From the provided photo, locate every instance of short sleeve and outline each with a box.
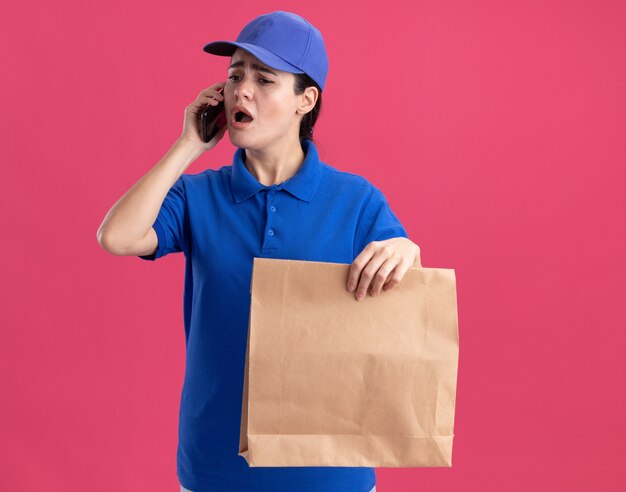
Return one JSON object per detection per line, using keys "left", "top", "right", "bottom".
{"left": 353, "top": 187, "right": 408, "bottom": 257}
{"left": 137, "top": 175, "right": 189, "bottom": 261}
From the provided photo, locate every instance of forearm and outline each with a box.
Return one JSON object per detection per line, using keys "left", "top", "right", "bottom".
{"left": 97, "top": 138, "right": 202, "bottom": 252}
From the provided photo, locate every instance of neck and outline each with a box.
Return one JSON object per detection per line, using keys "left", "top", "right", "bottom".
{"left": 243, "top": 138, "right": 306, "bottom": 186}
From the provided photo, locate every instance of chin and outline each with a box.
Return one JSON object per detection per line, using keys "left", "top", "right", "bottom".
{"left": 228, "top": 129, "right": 264, "bottom": 150}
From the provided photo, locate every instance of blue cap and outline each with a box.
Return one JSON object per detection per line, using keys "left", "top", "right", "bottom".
{"left": 202, "top": 11, "right": 328, "bottom": 92}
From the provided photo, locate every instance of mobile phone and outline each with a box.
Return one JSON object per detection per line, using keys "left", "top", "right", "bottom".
{"left": 199, "top": 88, "right": 227, "bottom": 142}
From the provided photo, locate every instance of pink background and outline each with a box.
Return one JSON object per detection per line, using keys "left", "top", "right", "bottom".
{"left": 1, "top": 0, "right": 625, "bottom": 490}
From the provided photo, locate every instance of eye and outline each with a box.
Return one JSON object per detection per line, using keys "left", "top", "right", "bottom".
{"left": 228, "top": 74, "right": 273, "bottom": 85}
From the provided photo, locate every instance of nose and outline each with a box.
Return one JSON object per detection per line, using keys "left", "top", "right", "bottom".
{"left": 234, "top": 76, "right": 253, "bottom": 100}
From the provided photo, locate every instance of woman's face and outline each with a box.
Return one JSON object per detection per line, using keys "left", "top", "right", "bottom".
{"left": 224, "top": 48, "right": 303, "bottom": 150}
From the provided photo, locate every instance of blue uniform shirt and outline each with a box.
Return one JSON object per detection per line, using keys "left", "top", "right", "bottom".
{"left": 138, "top": 138, "right": 408, "bottom": 492}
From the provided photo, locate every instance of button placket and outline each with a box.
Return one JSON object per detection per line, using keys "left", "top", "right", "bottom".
{"left": 265, "top": 187, "right": 279, "bottom": 242}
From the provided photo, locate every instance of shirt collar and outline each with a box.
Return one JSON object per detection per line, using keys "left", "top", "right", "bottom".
{"left": 230, "top": 138, "right": 323, "bottom": 203}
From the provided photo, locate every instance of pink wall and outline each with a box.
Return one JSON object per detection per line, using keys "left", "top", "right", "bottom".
{"left": 1, "top": 0, "right": 624, "bottom": 490}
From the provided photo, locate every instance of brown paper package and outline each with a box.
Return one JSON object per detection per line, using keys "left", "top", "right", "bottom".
{"left": 238, "top": 258, "right": 459, "bottom": 467}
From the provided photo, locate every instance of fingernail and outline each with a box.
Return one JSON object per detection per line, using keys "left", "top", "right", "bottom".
{"left": 356, "top": 292, "right": 363, "bottom": 301}
{"left": 347, "top": 283, "right": 354, "bottom": 292}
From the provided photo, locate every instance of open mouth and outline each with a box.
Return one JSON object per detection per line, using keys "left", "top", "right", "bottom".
{"left": 234, "top": 111, "right": 253, "bottom": 123}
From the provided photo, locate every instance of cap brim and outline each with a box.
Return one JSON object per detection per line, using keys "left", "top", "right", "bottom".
{"left": 203, "top": 41, "right": 305, "bottom": 75}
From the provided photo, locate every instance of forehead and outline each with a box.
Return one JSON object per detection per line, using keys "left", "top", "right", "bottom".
{"left": 229, "top": 48, "right": 285, "bottom": 76}
{"left": 230, "top": 48, "right": 261, "bottom": 63}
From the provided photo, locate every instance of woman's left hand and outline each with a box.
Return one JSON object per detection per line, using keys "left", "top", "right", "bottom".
{"left": 347, "top": 237, "right": 422, "bottom": 301}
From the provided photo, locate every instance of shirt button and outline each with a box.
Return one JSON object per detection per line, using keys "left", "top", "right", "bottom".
{"left": 268, "top": 229, "right": 274, "bottom": 236}
{"left": 270, "top": 206, "right": 276, "bottom": 212}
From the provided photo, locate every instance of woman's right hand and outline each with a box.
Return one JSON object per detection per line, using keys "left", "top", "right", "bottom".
{"left": 179, "top": 81, "right": 228, "bottom": 152}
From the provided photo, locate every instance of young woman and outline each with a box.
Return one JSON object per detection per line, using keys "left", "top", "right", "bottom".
{"left": 97, "top": 10, "right": 420, "bottom": 492}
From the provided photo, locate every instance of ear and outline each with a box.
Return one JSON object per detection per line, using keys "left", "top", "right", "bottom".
{"left": 296, "top": 86, "right": 318, "bottom": 115}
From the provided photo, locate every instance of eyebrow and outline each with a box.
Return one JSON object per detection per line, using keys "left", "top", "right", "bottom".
{"left": 228, "top": 60, "right": 278, "bottom": 76}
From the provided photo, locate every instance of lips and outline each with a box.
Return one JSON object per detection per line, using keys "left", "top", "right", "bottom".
{"left": 231, "top": 105, "right": 254, "bottom": 124}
